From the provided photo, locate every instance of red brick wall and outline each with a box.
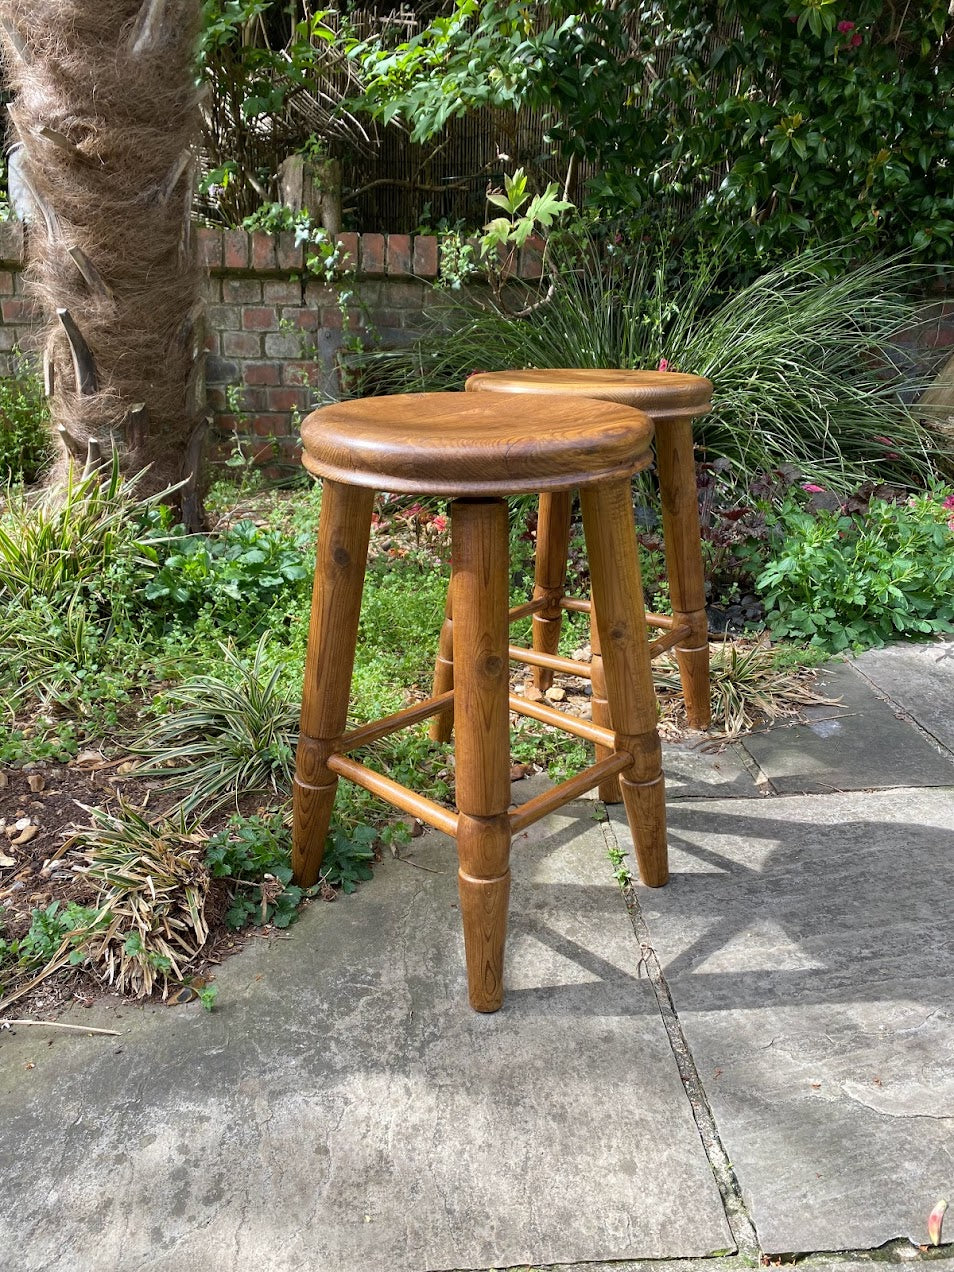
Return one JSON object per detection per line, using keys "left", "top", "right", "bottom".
{"left": 0, "top": 222, "right": 545, "bottom": 472}
{"left": 0, "top": 220, "right": 949, "bottom": 474}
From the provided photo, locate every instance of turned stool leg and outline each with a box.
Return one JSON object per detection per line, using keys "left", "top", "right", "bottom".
{"left": 293, "top": 480, "right": 374, "bottom": 887}
{"left": 428, "top": 588, "right": 455, "bottom": 743}
{"left": 656, "top": 416, "right": 710, "bottom": 730}
{"left": 452, "top": 498, "right": 512, "bottom": 1012}
{"left": 530, "top": 490, "right": 572, "bottom": 692}
{"left": 589, "top": 603, "right": 623, "bottom": 804}
{"left": 581, "top": 478, "right": 668, "bottom": 887}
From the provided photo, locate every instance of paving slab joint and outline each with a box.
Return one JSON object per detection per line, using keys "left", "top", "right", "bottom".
{"left": 848, "top": 659, "right": 954, "bottom": 764}
{"left": 600, "top": 818, "right": 761, "bottom": 1260}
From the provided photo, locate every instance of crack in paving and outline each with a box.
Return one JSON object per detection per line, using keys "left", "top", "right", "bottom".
{"left": 599, "top": 816, "right": 761, "bottom": 1261}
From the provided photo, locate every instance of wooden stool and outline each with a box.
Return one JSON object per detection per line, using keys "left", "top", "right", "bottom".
{"left": 430, "top": 368, "right": 713, "bottom": 803}
{"left": 293, "top": 391, "right": 668, "bottom": 1013}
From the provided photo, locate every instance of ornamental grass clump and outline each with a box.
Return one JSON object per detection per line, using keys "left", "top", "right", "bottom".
{"left": 79, "top": 803, "right": 211, "bottom": 999}
{"left": 366, "top": 235, "right": 946, "bottom": 490}
{"left": 135, "top": 637, "right": 298, "bottom": 815}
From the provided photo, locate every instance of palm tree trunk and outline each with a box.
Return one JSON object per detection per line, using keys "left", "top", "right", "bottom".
{"left": 0, "top": 0, "right": 207, "bottom": 527}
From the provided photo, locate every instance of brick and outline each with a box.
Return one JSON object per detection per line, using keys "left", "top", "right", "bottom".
{"left": 223, "top": 229, "right": 250, "bottom": 270}
{"left": 335, "top": 233, "right": 359, "bottom": 271}
{"left": 360, "top": 233, "right": 386, "bottom": 276}
{"left": 203, "top": 328, "right": 218, "bottom": 354}
{"left": 0, "top": 271, "right": 16, "bottom": 296}
{"left": 196, "top": 227, "right": 223, "bottom": 271}
{"left": 205, "top": 303, "right": 242, "bottom": 331}
{"left": 382, "top": 280, "right": 424, "bottom": 308}
{"left": 1, "top": 297, "right": 35, "bottom": 323}
{"left": 200, "top": 274, "right": 223, "bottom": 304}
{"left": 205, "top": 386, "right": 228, "bottom": 412}
{"left": 222, "top": 330, "right": 263, "bottom": 358}
{"left": 265, "top": 331, "right": 308, "bottom": 358}
{"left": 413, "top": 235, "right": 439, "bottom": 278}
{"left": 250, "top": 231, "right": 278, "bottom": 272}
{"left": 519, "top": 235, "right": 545, "bottom": 280}
{"left": 205, "top": 356, "right": 240, "bottom": 384}
{"left": 276, "top": 231, "right": 304, "bottom": 272}
{"left": 0, "top": 221, "right": 24, "bottom": 265}
{"left": 319, "top": 307, "right": 343, "bottom": 331}
{"left": 242, "top": 306, "right": 280, "bottom": 332}
{"left": 283, "top": 308, "right": 320, "bottom": 331}
{"left": 283, "top": 361, "right": 324, "bottom": 388}
{"left": 303, "top": 281, "right": 336, "bottom": 308}
{"left": 250, "top": 414, "right": 287, "bottom": 438}
{"left": 244, "top": 361, "right": 282, "bottom": 387}
{"left": 387, "top": 234, "right": 412, "bottom": 276}
{"left": 0, "top": 328, "right": 18, "bottom": 352}
{"left": 223, "top": 278, "right": 263, "bottom": 304}
{"left": 264, "top": 279, "right": 303, "bottom": 305}
{"left": 238, "top": 386, "right": 269, "bottom": 412}
{"left": 268, "top": 386, "right": 309, "bottom": 412}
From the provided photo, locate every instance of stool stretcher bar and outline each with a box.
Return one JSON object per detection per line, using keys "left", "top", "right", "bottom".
{"left": 509, "top": 753, "right": 632, "bottom": 833}
{"left": 508, "top": 596, "right": 549, "bottom": 622}
{"left": 326, "top": 753, "right": 460, "bottom": 837}
{"left": 559, "top": 595, "right": 677, "bottom": 632}
{"left": 509, "top": 694, "right": 615, "bottom": 749}
{"left": 338, "top": 691, "right": 454, "bottom": 752}
{"left": 647, "top": 623, "right": 692, "bottom": 658}
{"left": 508, "top": 645, "right": 593, "bottom": 679}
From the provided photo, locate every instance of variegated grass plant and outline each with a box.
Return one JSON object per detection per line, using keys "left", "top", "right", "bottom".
{"left": 78, "top": 803, "right": 211, "bottom": 999}
{"left": 134, "top": 636, "right": 298, "bottom": 815}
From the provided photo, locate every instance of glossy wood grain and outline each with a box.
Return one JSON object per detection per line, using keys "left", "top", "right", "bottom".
{"left": 530, "top": 490, "right": 572, "bottom": 692}
{"left": 581, "top": 478, "right": 668, "bottom": 887}
{"left": 466, "top": 367, "right": 712, "bottom": 731}
{"left": 300, "top": 392, "right": 653, "bottom": 496}
{"left": 452, "top": 498, "right": 513, "bottom": 1012}
{"left": 466, "top": 368, "right": 712, "bottom": 421}
{"left": 293, "top": 479, "right": 374, "bottom": 887}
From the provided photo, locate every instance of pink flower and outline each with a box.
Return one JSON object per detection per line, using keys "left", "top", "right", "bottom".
{"left": 874, "top": 435, "right": 896, "bottom": 447}
{"left": 432, "top": 514, "right": 448, "bottom": 532}
{"left": 657, "top": 358, "right": 670, "bottom": 372}
{"left": 850, "top": 32, "right": 863, "bottom": 46}
{"left": 837, "top": 20, "right": 855, "bottom": 33}
{"left": 942, "top": 494, "right": 954, "bottom": 510}
{"left": 802, "top": 483, "right": 826, "bottom": 493}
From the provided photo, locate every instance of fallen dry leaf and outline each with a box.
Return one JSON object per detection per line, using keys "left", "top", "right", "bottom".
{"left": 11, "top": 826, "right": 38, "bottom": 847}
{"left": 0, "top": 854, "right": 16, "bottom": 868}
{"left": 0, "top": 772, "right": 8, "bottom": 790}
{"left": 26, "top": 774, "right": 46, "bottom": 793}
{"left": 74, "top": 750, "right": 105, "bottom": 769}
{"left": 929, "top": 1199, "right": 947, "bottom": 1246}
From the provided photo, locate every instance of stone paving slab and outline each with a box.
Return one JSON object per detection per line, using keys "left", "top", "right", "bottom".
{"left": 0, "top": 802, "right": 732, "bottom": 1272}
{"left": 609, "top": 788, "right": 954, "bottom": 1256}
{"left": 741, "top": 663, "right": 954, "bottom": 793}
{"left": 853, "top": 642, "right": 954, "bottom": 754}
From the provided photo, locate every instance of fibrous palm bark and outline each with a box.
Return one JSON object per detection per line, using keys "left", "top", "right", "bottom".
{"left": 0, "top": 0, "right": 207, "bottom": 527}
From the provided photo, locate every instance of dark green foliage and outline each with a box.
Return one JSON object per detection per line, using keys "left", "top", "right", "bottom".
{"left": 321, "top": 826, "right": 376, "bottom": 894}
{"left": 0, "top": 365, "right": 53, "bottom": 483}
{"left": 758, "top": 489, "right": 954, "bottom": 650}
{"left": 204, "top": 813, "right": 305, "bottom": 929}
{"left": 143, "top": 519, "right": 311, "bottom": 636}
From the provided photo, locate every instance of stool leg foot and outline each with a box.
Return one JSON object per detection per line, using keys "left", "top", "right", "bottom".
{"left": 458, "top": 815, "right": 511, "bottom": 1012}
{"left": 429, "top": 587, "right": 455, "bottom": 743}
{"left": 452, "top": 498, "right": 512, "bottom": 1011}
{"left": 531, "top": 491, "right": 572, "bottom": 693}
{"left": 656, "top": 416, "right": 710, "bottom": 730}
{"left": 589, "top": 600, "right": 623, "bottom": 803}
{"left": 293, "top": 479, "right": 374, "bottom": 888}
{"left": 581, "top": 478, "right": 668, "bottom": 888}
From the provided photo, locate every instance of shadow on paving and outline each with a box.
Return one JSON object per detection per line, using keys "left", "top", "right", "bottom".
{"left": 0, "top": 800, "right": 733, "bottom": 1272}
{"left": 610, "top": 785, "right": 954, "bottom": 1257}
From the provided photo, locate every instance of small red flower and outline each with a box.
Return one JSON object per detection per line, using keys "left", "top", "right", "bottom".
{"left": 942, "top": 494, "right": 954, "bottom": 510}
{"left": 802, "top": 483, "right": 826, "bottom": 493}
{"left": 850, "top": 32, "right": 863, "bottom": 46}
{"left": 837, "top": 20, "right": 855, "bottom": 33}
{"left": 658, "top": 358, "right": 670, "bottom": 372}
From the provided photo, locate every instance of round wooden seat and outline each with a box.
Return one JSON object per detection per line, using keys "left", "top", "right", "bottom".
{"left": 466, "top": 368, "right": 713, "bottom": 421}
{"left": 299, "top": 391, "right": 654, "bottom": 497}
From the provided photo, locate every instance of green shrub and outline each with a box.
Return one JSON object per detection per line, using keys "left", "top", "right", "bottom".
{"left": 365, "top": 235, "right": 944, "bottom": 490}
{"left": 758, "top": 489, "right": 954, "bottom": 651}
{"left": 204, "top": 812, "right": 305, "bottom": 929}
{"left": 0, "top": 363, "right": 52, "bottom": 483}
